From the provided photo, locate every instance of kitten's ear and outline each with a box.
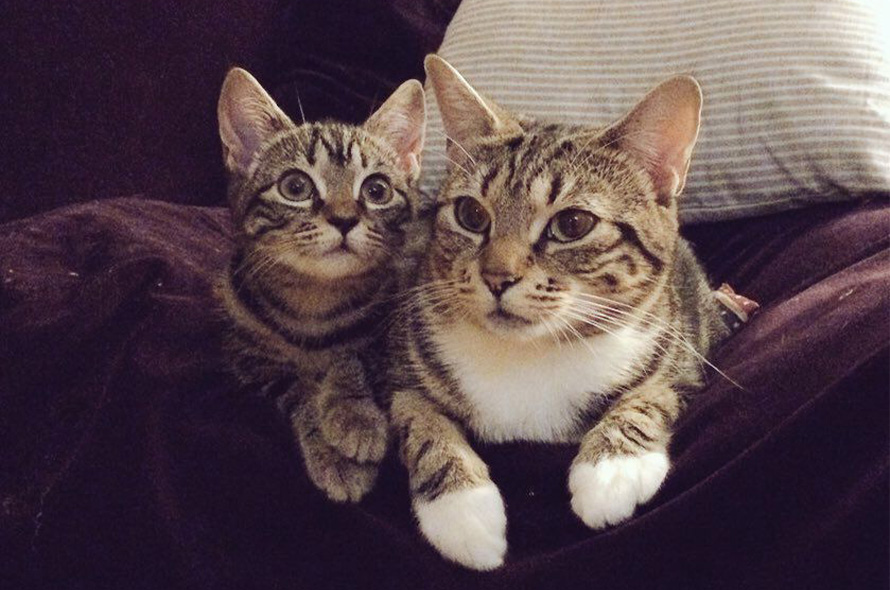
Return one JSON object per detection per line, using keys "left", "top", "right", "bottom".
{"left": 424, "top": 55, "right": 522, "bottom": 166}
{"left": 364, "top": 79, "right": 426, "bottom": 181}
{"left": 218, "top": 67, "right": 293, "bottom": 175}
{"left": 601, "top": 76, "right": 702, "bottom": 206}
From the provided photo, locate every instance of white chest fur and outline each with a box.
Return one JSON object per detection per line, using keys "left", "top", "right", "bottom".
{"left": 433, "top": 322, "right": 655, "bottom": 443}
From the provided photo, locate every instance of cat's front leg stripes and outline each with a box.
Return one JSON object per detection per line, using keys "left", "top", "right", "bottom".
{"left": 292, "top": 389, "right": 379, "bottom": 503}
{"left": 392, "top": 390, "right": 507, "bottom": 571}
{"left": 318, "top": 354, "right": 389, "bottom": 464}
{"left": 569, "top": 384, "right": 679, "bottom": 529}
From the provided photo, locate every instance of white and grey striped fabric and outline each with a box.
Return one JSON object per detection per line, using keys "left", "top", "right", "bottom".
{"left": 420, "top": 0, "right": 890, "bottom": 223}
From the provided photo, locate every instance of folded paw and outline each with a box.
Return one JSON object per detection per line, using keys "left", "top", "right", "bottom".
{"left": 414, "top": 482, "right": 507, "bottom": 571}
{"left": 301, "top": 434, "right": 379, "bottom": 503}
{"left": 569, "top": 450, "right": 669, "bottom": 530}
{"left": 320, "top": 398, "right": 389, "bottom": 464}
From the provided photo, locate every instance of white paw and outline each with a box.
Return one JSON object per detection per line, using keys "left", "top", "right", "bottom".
{"left": 569, "top": 450, "right": 670, "bottom": 530}
{"left": 413, "top": 482, "right": 507, "bottom": 571}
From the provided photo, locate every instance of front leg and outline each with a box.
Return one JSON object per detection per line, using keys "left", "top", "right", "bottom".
{"left": 392, "top": 390, "right": 507, "bottom": 571}
{"left": 291, "top": 388, "right": 379, "bottom": 503}
{"left": 569, "top": 382, "right": 679, "bottom": 530}
{"left": 317, "top": 353, "right": 389, "bottom": 464}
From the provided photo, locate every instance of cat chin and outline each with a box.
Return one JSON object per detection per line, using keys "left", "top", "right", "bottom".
{"left": 470, "top": 312, "right": 552, "bottom": 343}
{"left": 280, "top": 251, "right": 376, "bottom": 281}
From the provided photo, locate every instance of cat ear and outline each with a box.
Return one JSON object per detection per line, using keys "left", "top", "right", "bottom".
{"left": 601, "top": 76, "right": 702, "bottom": 206}
{"left": 364, "top": 79, "right": 426, "bottom": 181}
{"left": 218, "top": 67, "right": 293, "bottom": 175}
{"left": 424, "top": 54, "right": 522, "bottom": 166}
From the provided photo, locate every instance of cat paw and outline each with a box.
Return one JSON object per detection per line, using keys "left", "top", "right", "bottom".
{"left": 320, "top": 399, "right": 389, "bottom": 464}
{"left": 569, "top": 450, "right": 669, "bottom": 530}
{"left": 413, "top": 482, "right": 507, "bottom": 571}
{"left": 301, "top": 437, "right": 379, "bottom": 503}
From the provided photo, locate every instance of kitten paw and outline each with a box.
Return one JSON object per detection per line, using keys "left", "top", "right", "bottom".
{"left": 569, "top": 450, "right": 669, "bottom": 530}
{"left": 301, "top": 436, "right": 379, "bottom": 503}
{"left": 321, "top": 399, "right": 389, "bottom": 464}
{"left": 413, "top": 482, "right": 507, "bottom": 571}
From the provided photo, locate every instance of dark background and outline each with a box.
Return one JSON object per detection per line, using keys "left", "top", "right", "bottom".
{"left": 1, "top": 0, "right": 459, "bottom": 222}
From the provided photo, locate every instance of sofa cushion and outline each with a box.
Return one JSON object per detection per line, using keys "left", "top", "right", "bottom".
{"left": 420, "top": 0, "right": 890, "bottom": 223}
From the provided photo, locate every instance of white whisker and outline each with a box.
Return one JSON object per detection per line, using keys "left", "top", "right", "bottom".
{"left": 296, "top": 91, "right": 307, "bottom": 125}
{"left": 430, "top": 128, "right": 478, "bottom": 168}
{"left": 564, "top": 301, "right": 744, "bottom": 390}
{"left": 443, "top": 154, "right": 473, "bottom": 179}
{"left": 572, "top": 296, "right": 692, "bottom": 348}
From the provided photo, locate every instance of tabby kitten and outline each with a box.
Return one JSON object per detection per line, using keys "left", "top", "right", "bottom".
{"left": 387, "top": 56, "right": 732, "bottom": 569}
{"left": 216, "top": 68, "right": 426, "bottom": 503}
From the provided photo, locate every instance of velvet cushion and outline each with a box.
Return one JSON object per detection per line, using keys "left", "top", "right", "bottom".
{"left": 1, "top": 197, "right": 886, "bottom": 589}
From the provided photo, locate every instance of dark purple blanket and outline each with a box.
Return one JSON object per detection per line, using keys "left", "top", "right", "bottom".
{"left": 1, "top": 197, "right": 887, "bottom": 589}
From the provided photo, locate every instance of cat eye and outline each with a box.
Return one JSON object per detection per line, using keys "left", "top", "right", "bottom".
{"left": 278, "top": 170, "right": 315, "bottom": 203}
{"left": 548, "top": 209, "right": 597, "bottom": 242}
{"left": 454, "top": 197, "right": 491, "bottom": 234}
{"left": 360, "top": 175, "right": 393, "bottom": 206}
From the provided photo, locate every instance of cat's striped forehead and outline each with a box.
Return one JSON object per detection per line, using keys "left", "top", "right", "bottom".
{"left": 444, "top": 120, "right": 652, "bottom": 230}
{"left": 254, "top": 122, "right": 401, "bottom": 185}
{"left": 433, "top": 117, "right": 678, "bottom": 280}
{"left": 226, "top": 121, "right": 414, "bottom": 225}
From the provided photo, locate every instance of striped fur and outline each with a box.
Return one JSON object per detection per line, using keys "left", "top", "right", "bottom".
{"left": 216, "top": 68, "right": 428, "bottom": 503}
{"left": 386, "top": 57, "right": 733, "bottom": 569}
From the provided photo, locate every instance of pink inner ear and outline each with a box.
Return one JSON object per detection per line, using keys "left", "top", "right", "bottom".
{"left": 228, "top": 99, "right": 286, "bottom": 171}
{"left": 391, "top": 113, "right": 425, "bottom": 166}
{"left": 425, "top": 55, "right": 523, "bottom": 170}
{"left": 640, "top": 130, "right": 695, "bottom": 204}
{"left": 374, "top": 112, "right": 424, "bottom": 177}
{"left": 218, "top": 69, "right": 290, "bottom": 174}
{"left": 364, "top": 80, "right": 426, "bottom": 177}
{"left": 608, "top": 77, "right": 702, "bottom": 205}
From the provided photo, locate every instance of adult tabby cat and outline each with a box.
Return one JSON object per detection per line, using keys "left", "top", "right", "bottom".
{"left": 387, "top": 56, "right": 732, "bottom": 570}
{"left": 216, "top": 68, "right": 426, "bottom": 503}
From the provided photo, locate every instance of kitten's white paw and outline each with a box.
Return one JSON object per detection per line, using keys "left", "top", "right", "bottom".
{"left": 569, "top": 450, "right": 669, "bottom": 530}
{"left": 413, "top": 482, "right": 507, "bottom": 571}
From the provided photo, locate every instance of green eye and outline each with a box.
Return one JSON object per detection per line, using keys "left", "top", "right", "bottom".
{"left": 454, "top": 197, "right": 491, "bottom": 234}
{"left": 360, "top": 175, "right": 393, "bottom": 206}
{"left": 278, "top": 170, "right": 315, "bottom": 203}
{"left": 548, "top": 209, "right": 597, "bottom": 242}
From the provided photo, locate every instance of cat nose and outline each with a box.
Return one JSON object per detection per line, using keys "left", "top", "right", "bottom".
{"left": 479, "top": 237, "right": 530, "bottom": 297}
{"left": 482, "top": 272, "right": 521, "bottom": 297}
{"left": 327, "top": 215, "right": 359, "bottom": 235}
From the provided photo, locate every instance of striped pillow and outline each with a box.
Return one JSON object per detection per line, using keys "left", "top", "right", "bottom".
{"left": 420, "top": 0, "right": 890, "bottom": 223}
